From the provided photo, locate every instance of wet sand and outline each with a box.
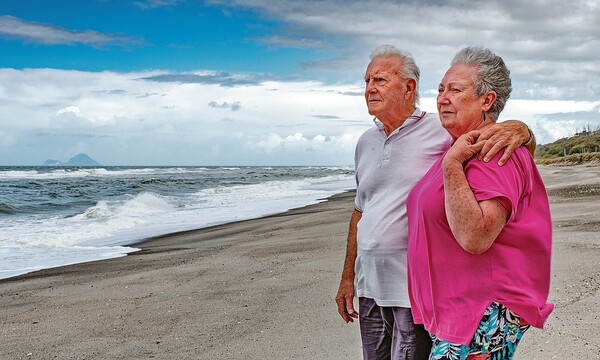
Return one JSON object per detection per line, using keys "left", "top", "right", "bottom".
{"left": 1, "top": 165, "right": 599, "bottom": 359}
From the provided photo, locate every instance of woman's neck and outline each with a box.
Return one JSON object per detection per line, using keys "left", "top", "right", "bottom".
{"left": 451, "top": 119, "right": 495, "bottom": 141}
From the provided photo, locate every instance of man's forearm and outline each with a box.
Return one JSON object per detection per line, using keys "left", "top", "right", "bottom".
{"left": 341, "top": 209, "right": 361, "bottom": 281}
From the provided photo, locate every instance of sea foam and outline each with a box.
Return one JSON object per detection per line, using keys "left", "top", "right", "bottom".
{"left": 0, "top": 166, "right": 354, "bottom": 279}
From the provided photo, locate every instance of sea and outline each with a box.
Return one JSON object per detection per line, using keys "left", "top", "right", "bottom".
{"left": 0, "top": 166, "right": 355, "bottom": 280}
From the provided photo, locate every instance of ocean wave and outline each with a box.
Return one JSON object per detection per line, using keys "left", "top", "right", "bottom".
{"left": 75, "top": 192, "right": 174, "bottom": 220}
{"left": 0, "top": 166, "right": 354, "bottom": 181}
{"left": 0, "top": 202, "right": 16, "bottom": 214}
{"left": 0, "top": 166, "right": 355, "bottom": 280}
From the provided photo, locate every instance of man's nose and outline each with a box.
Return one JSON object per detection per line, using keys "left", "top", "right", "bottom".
{"left": 366, "top": 80, "right": 377, "bottom": 93}
{"left": 437, "top": 92, "right": 449, "bottom": 104}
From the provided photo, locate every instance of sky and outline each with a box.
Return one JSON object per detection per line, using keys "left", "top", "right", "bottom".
{"left": 1, "top": 0, "right": 599, "bottom": 166}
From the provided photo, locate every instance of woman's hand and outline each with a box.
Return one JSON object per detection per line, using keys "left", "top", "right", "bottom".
{"left": 444, "top": 130, "right": 486, "bottom": 165}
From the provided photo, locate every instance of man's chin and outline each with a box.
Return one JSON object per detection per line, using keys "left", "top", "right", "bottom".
{"left": 367, "top": 106, "right": 381, "bottom": 116}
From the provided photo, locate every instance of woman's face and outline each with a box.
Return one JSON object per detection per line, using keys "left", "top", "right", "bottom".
{"left": 437, "top": 63, "right": 487, "bottom": 139}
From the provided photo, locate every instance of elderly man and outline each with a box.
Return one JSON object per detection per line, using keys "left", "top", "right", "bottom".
{"left": 335, "top": 45, "right": 534, "bottom": 360}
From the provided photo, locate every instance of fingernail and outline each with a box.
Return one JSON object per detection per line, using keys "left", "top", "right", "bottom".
{"left": 483, "top": 157, "right": 489, "bottom": 162}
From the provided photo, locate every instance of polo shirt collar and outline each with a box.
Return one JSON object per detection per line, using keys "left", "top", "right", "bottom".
{"left": 373, "top": 107, "right": 427, "bottom": 133}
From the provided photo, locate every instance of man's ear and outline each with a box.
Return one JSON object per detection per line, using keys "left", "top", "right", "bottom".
{"left": 482, "top": 91, "right": 497, "bottom": 112}
{"left": 405, "top": 78, "right": 417, "bottom": 100}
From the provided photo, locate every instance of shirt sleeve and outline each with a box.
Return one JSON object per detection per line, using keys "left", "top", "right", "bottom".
{"left": 463, "top": 147, "right": 530, "bottom": 222}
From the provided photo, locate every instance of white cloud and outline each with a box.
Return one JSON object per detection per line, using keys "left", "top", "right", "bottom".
{"left": 2, "top": 65, "right": 599, "bottom": 165}
{"left": 491, "top": 99, "right": 600, "bottom": 144}
{"left": 0, "top": 68, "right": 367, "bottom": 165}
{"left": 0, "top": 15, "right": 142, "bottom": 47}
{"left": 52, "top": 106, "right": 85, "bottom": 128}
{"left": 209, "top": 0, "right": 600, "bottom": 102}
{"left": 56, "top": 106, "right": 81, "bottom": 116}
{"left": 134, "top": 0, "right": 183, "bottom": 9}
{"left": 420, "top": 96, "right": 600, "bottom": 145}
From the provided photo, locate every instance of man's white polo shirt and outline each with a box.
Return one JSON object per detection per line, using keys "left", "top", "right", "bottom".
{"left": 354, "top": 108, "right": 451, "bottom": 307}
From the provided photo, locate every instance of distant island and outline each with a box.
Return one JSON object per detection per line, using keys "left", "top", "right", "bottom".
{"left": 43, "top": 153, "right": 102, "bottom": 167}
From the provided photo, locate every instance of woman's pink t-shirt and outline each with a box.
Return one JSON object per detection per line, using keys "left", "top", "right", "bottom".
{"left": 407, "top": 146, "right": 554, "bottom": 345}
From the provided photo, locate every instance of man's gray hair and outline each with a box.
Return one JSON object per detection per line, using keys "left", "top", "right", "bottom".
{"left": 369, "top": 45, "right": 420, "bottom": 105}
{"left": 450, "top": 46, "right": 512, "bottom": 121}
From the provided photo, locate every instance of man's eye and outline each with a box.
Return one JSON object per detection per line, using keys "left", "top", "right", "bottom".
{"left": 365, "top": 76, "right": 387, "bottom": 85}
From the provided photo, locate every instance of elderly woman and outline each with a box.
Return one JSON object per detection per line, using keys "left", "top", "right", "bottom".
{"left": 406, "top": 46, "right": 553, "bottom": 360}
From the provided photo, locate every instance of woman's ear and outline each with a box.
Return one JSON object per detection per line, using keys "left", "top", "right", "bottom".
{"left": 482, "top": 91, "right": 497, "bottom": 112}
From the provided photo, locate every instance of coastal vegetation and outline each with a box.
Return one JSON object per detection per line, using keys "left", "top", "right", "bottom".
{"left": 535, "top": 125, "right": 600, "bottom": 165}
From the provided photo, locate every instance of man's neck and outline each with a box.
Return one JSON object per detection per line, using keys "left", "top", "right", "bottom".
{"left": 379, "top": 106, "right": 417, "bottom": 136}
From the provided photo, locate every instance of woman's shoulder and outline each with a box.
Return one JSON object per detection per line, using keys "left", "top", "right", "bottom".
{"left": 467, "top": 145, "right": 533, "bottom": 170}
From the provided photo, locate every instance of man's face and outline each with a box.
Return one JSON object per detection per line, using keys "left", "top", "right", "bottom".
{"left": 364, "top": 56, "right": 408, "bottom": 121}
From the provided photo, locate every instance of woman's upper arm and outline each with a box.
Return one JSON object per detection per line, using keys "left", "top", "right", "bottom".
{"left": 474, "top": 198, "right": 510, "bottom": 253}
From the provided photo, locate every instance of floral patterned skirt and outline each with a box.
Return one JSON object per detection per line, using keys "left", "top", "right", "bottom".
{"left": 429, "top": 302, "right": 530, "bottom": 360}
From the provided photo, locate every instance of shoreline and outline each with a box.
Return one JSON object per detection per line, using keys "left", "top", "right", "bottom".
{"left": 1, "top": 165, "right": 600, "bottom": 359}
{"left": 0, "top": 183, "right": 354, "bottom": 282}
{"left": 0, "top": 190, "right": 363, "bottom": 359}
{"left": 0, "top": 165, "right": 355, "bottom": 282}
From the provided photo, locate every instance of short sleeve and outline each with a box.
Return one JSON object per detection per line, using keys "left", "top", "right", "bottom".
{"left": 464, "top": 148, "right": 530, "bottom": 222}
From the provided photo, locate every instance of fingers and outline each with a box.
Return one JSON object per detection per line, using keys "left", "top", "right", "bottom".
{"left": 448, "top": 135, "right": 486, "bottom": 164}
{"left": 471, "top": 140, "right": 486, "bottom": 152}
{"left": 478, "top": 135, "right": 521, "bottom": 165}
{"left": 475, "top": 127, "right": 499, "bottom": 160}
{"left": 335, "top": 293, "right": 358, "bottom": 323}
{"left": 478, "top": 138, "right": 503, "bottom": 162}
{"left": 497, "top": 144, "right": 517, "bottom": 166}
{"left": 477, "top": 137, "right": 494, "bottom": 161}
{"left": 466, "top": 130, "right": 482, "bottom": 143}
{"left": 336, "top": 297, "right": 348, "bottom": 321}
{"left": 346, "top": 298, "right": 359, "bottom": 320}
{"left": 477, "top": 120, "right": 529, "bottom": 165}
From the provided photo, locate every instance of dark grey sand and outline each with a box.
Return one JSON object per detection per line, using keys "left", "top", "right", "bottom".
{"left": 1, "top": 165, "right": 599, "bottom": 359}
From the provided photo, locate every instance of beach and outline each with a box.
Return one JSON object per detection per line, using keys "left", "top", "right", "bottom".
{"left": 1, "top": 165, "right": 599, "bottom": 359}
